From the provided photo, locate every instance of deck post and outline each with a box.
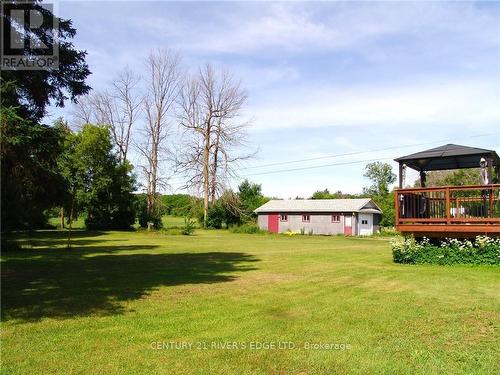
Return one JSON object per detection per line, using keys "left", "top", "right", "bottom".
{"left": 445, "top": 187, "right": 451, "bottom": 224}
{"left": 398, "top": 163, "right": 403, "bottom": 188}
{"left": 419, "top": 171, "right": 426, "bottom": 188}
{"left": 489, "top": 187, "right": 493, "bottom": 218}
{"left": 487, "top": 157, "right": 493, "bottom": 184}
{"left": 395, "top": 190, "right": 400, "bottom": 228}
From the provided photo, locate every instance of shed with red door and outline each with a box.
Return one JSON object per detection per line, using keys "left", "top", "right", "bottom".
{"left": 255, "top": 198, "right": 382, "bottom": 236}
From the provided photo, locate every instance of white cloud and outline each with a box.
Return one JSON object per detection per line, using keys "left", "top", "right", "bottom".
{"left": 248, "top": 78, "right": 500, "bottom": 130}
{"left": 161, "top": 2, "right": 500, "bottom": 55}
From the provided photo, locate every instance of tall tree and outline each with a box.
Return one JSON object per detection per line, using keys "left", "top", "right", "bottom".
{"left": 1, "top": 3, "right": 91, "bottom": 122}
{"left": 237, "top": 179, "right": 268, "bottom": 218}
{"left": 310, "top": 189, "right": 360, "bottom": 199}
{"left": 59, "top": 124, "right": 136, "bottom": 230}
{"left": 363, "top": 162, "right": 397, "bottom": 196}
{"left": 363, "top": 162, "right": 397, "bottom": 227}
{"left": 178, "top": 64, "right": 251, "bottom": 227}
{"left": 71, "top": 94, "right": 96, "bottom": 126}
{"left": 1, "top": 4, "right": 90, "bottom": 231}
{"left": 110, "top": 68, "right": 142, "bottom": 163}
{"left": 72, "top": 69, "right": 142, "bottom": 163}
{"left": 138, "top": 49, "right": 181, "bottom": 226}
{"left": 0, "top": 107, "right": 66, "bottom": 230}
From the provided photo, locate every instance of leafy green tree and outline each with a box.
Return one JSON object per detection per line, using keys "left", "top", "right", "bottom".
{"left": 136, "top": 193, "right": 163, "bottom": 229}
{"left": 161, "top": 194, "right": 201, "bottom": 217}
{"left": 363, "top": 162, "right": 397, "bottom": 227}
{"left": 55, "top": 118, "right": 79, "bottom": 232}
{"left": 363, "top": 162, "right": 397, "bottom": 196}
{"left": 1, "top": 107, "right": 66, "bottom": 230}
{"left": 237, "top": 180, "right": 268, "bottom": 219}
{"left": 59, "top": 124, "right": 136, "bottom": 230}
{"left": 417, "top": 169, "right": 481, "bottom": 187}
{"left": 218, "top": 191, "right": 244, "bottom": 227}
{"left": 311, "top": 189, "right": 334, "bottom": 199}
{"left": 198, "top": 191, "right": 244, "bottom": 229}
{"left": 310, "top": 189, "right": 363, "bottom": 199}
{"left": 1, "top": 5, "right": 90, "bottom": 231}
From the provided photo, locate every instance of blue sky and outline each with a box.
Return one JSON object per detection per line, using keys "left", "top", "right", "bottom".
{"left": 49, "top": 1, "right": 500, "bottom": 198}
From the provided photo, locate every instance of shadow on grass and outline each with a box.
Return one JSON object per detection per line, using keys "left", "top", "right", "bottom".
{"left": 1, "top": 238, "right": 259, "bottom": 322}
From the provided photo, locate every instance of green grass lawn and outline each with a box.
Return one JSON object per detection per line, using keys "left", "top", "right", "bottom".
{"left": 161, "top": 215, "right": 198, "bottom": 229}
{"left": 48, "top": 215, "right": 193, "bottom": 231}
{"left": 1, "top": 230, "right": 499, "bottom": 374}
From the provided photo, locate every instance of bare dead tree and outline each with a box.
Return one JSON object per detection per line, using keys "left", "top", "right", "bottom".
{"left": 138, "top": 49, "right": 181, "bottom": 217}
{"left": 71, "top": 94, "right": 96, "bottom": 128}
{"left": 70, "top": 69, "right": 141, "bottom": 163}
{"left": 178, "top": 63, "right": 252, "bottom": 227}
{"left": 111, "top": 68, "right": 142, "bottom": 162}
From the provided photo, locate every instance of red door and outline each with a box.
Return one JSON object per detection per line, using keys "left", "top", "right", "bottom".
{"left": 344, "top": 215, "right": 352, "bottom": 236}
{"left": 268, "top": 214, "right": 279, "bottom": 233}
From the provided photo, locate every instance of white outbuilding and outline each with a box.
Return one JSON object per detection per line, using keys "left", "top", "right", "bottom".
{"left": 255, "top": 198, "right": 383, "bottom": 236}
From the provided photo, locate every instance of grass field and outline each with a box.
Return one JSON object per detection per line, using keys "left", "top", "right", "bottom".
{"left": 1, "top": 230, "right": 499, "bottom": 374}
{"left": 48, "top": 215, "right": 192, "bottom": 230}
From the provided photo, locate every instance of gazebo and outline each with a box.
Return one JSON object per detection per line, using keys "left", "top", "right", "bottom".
{"left": 394, "top": 144, "right": 500, "bottom": 238}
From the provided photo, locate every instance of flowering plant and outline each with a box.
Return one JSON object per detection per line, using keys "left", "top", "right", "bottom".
{"left": 391, "top": 236, "right": 500, "bottom": 265}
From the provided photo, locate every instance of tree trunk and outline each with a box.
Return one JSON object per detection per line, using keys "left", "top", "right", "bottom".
{"left": 203, "top": 137, "right": 210, "bottom": 227}
{"left": 60, "top": 207, "right": 65, "bottom": 229}
{"left": 67, "top": 196, "right": 74, "bottom": 249}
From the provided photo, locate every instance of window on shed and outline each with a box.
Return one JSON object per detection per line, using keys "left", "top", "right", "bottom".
{"left": 361, "top": 219, "right": 368, "bottom": 225}
{"left": 280, "top": 214, "right": 288, "bottom": 222}
{"left": 302, "top": 215, "right": 310, "bottom": 222}
{"left": 331, "top": 215, "right": 340, "bottom": 223}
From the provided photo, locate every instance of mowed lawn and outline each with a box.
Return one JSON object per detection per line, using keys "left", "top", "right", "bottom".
{"left": 1, "top": 231, "right": 499, "bottom": 374}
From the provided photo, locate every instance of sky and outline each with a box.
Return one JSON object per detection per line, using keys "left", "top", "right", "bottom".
{"left": 47, "top": 0, "right": 500, "bottom": 198}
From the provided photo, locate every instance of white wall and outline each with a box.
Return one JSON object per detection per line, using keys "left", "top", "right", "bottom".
{"left": 256, "top": 212, "right": 377, "bottom": 236}
{"left": 257, "top": 214, "right": 268, "bottom": 230}
{"left": 358, "top": 213, "right": 374, "bottom": 236}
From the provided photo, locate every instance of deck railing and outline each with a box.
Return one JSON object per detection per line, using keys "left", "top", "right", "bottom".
{"left": 395, "top": 184, "right": 500, "bottom": 225}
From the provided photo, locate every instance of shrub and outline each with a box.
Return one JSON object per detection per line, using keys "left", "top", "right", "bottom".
{"left": 373, "top": 227, "right": 398, "bottom": 237}
{"left": 182, "top": 217, "right": 196, "bottom": 235}
{"left": 136, "top": 197, "right": 163, "bottom": 230}
{"left": 205, "top": 205, "right": 225, "bottom": 229}
{"left": 230, "top": 223, "right": 262, "bottom": 234}
{"left": 137, "top": 210, "right": 163, "bottom": 230}
{"left": 391, "top": 236, "right": 500, "bottom": 265}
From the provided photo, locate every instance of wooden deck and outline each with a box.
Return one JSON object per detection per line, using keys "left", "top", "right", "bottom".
{"left": 395, "top": 184, "right": 500, "bottom": 238}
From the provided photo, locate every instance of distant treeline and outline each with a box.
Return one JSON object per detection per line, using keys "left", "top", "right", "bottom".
{"left": 135, "top": 194, "right": 201, "bottom": 217}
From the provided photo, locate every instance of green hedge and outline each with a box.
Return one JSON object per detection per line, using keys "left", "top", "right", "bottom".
{"left": 391, "top": 236, "right": 500, "bottom": 265}
{"left": 230, "top": 223, "right": 263, "bottom": 234}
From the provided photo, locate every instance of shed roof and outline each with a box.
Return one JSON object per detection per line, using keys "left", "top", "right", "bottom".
{"left": 254, "top": 198, "right": 382, "bottom": 214}
{"left": 394, "top": 144, "right": 499, "bottom": 172}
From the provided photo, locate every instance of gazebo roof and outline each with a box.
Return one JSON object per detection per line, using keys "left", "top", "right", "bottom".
{"left": 394, "top": 144, "right": 500, "bottom": 172}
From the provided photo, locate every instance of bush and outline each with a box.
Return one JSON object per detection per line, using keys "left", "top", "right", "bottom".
{"left": 135, "top": 195, "right": 163, "bottom": 230}
{"left": 391, "top": 236, "right": 500, "bottom": 265}
{"left": 373, "top": 227, "right": 398, "bottom": 237}
{"left": 182, "top": 217, "right": 196, "bottom": 235}
{"left": 230, "top": 223, "right": 262, "bottom": 234}
{"left": 204, "top": 205, "right": 225, "bottom": 229}
{"left": 137, "top": 210, "right": 163, "bottom": 230}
